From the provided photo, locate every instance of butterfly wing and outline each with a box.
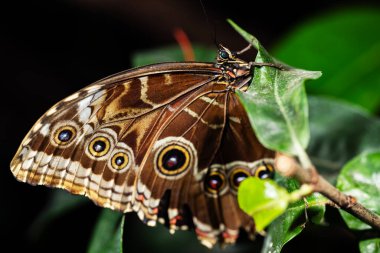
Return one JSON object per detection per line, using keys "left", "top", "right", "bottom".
{"left": 187, "top": 93, "right": 275, "bottom": 246}
{"left": 10, "top": 62, "right": 219, "bottom": 201}
{"left": 128, "top": 85, "right": 275, "bottom": 247}
{"left": 134, "top": 90, "right": 228, "bottom": 223}
{"left": 10, "top": 62, "right": 274, "bottom": 247}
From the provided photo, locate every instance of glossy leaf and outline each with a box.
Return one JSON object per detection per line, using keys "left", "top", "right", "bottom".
{"left": 87, "top": 210, "right": 124, "bottom": 253}
{"left": 238, "top": 177, "right": 290, "bottom": 232}
{"left": 273, "top": 8, "right": 380, "bottom": 112}
{"left": 308, "top": 95, "right": 380, "bottom": 183}
{"left": 229, "top": 20, "right": 321, "bottom": 167}
{"left": 359, "top": 239, "right": 380, "bottom": 253}
{"left": 261, "top": 176, "right": 327, "bottom": 253}
{"left": 336, "top": 152, "right": 380, "bottom": 230}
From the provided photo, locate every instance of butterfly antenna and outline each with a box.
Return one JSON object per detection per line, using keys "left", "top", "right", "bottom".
{"left": 199, "top": 0, "right": 218, "bottom": 48}
{"left": 236, "top": 44, "right": 253, "bottom": 55}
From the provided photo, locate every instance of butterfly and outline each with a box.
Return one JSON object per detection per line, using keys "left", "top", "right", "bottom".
{"left": 10, "top": 44, "right": 277, "bottom": 248}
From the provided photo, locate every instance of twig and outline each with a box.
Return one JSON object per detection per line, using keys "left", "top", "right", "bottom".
{"left": 275, "top": 153, "right": 380, "bottom": 231}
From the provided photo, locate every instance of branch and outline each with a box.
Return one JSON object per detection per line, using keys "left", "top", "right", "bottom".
{"left": 275, "top": 153, "right": 380, "bottom": 231}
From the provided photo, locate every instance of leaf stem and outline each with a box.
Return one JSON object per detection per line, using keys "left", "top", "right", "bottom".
{"left": 295, "top": 145, "right": 313, "bottom": 170}
{"left": 288, "top": 184, "right": 314, "bottom": 203}
{"left": 275, "top": 153, "right": 380, "bottom": 231}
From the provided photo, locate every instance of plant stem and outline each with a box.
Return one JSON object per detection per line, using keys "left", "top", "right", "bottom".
{"left": 275, "top": 153, "right": 380, "bottom": 231}
{"left": 288, "top": 184, "right": 314, "bottom": 203}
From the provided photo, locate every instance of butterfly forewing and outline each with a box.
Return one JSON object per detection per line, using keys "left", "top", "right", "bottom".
{"left": 11, "top": 56, "right": 275, "bottom": 247}
{"left": 11, "top": 63, "right": 217, "bottom": 183}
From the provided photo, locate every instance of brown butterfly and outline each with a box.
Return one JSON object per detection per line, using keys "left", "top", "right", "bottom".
{"left": 10, "top": 44, "right": 277, "bottom": 248}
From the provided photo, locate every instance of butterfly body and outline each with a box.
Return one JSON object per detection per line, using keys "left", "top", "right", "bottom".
{"left": 11, "top": 46, "right": 275, "bottom": 247}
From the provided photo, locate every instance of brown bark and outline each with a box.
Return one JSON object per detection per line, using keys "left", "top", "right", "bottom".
{"left": 275, "top": 153, "right": 380, "bottom": 231}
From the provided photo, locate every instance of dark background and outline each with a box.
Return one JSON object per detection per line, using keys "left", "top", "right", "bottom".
{"left": 1, "top": 0, "right": 379, "bottom": 252}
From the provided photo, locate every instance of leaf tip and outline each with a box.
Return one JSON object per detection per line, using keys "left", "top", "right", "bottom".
{"left": 226, "top": 18, "right": 235, "bottom": 26}
{"left": 306, "top": 70, "right": 322, "bottom": 80}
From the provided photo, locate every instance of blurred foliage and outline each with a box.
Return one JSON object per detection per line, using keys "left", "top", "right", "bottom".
{"left": 307, "top": 96, "right": 380, "bottom": 184}
{"left": 337, "top": 152, "right": 380, "bottom": 230}
{"left": 27, "top": 189, "right": 89, "bottom": 241}
{"left": 87, "top": 210, "right": 124, "bottom": 253}
{"left": 132, "top": 45, "right": 215, "bottom": 67}
{"left": 273, "top": 8, "right": 380, "bottom": 113}
{"left": 359, "top": 239, "right": 380, "bottom": 253}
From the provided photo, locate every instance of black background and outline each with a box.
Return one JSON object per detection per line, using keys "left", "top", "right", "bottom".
{"left": 1, "top": 1, "right": 379, "bottom": 252}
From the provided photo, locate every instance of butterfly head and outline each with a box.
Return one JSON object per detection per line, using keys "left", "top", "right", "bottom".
{"left": 216, "top": 44, "right": 251, "bottom": 85}
{"left": 217, "top": 44, "right": 246, "bottom": 65}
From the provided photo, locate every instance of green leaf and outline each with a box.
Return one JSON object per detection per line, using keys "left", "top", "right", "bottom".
{"left": 132, "top": 45, "right": 215, "bottom": 67}
{"left": 261, "top": 176, "right": 327, "bottom": 253}
{"left": 87, "top": 210, "right": 124, "bottom": 253}
{"left": 238, "top": 177, "right": 290, "bottom": 232}
{"left": 336, "top": 152, "right": 380, "bottom": 230}
{"left": 359, "top": 238, "right": 380, "bottom": 253}
{"left": 229, "top": 20, "right": 321, "bottom": 167}
{"left": 229, "top": 21, "right": 326, "bottom": 250}
{"left": 308, "top": 95, "right": 380, "bottom": 183}
{"left": 273, "top": 8, "right": 380, "bottom": 112}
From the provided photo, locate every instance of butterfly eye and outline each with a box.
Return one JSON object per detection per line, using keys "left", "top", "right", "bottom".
{"left": 52, "top": 125, "right": 77, "bottom": 146}
{"left": 219, "top": 50, "right": 229, "bottom": 60}
{"left": 229, "top": 168, "right": 250, "bottom": 191}
{"left": 88, "top": 136, "right": 111, "bottom": 157}
{"left": 255, "top": 163, "right": 275, "bottom": 179}
{"left": 204, "top": 170, "right": 226, "bottom": 195}
{"left": 111, "top": 152, "right": 129, "bottom": 170}
{"left": 157, "top": 145, "right": 190, "bottom": 176}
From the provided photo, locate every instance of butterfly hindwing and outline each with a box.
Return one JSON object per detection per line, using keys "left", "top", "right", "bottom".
{"left": 186, "top": 93, "right": 275, "bottom": 246}
{"left": 135, "top": 89, "right": 228, "bottom": 222}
